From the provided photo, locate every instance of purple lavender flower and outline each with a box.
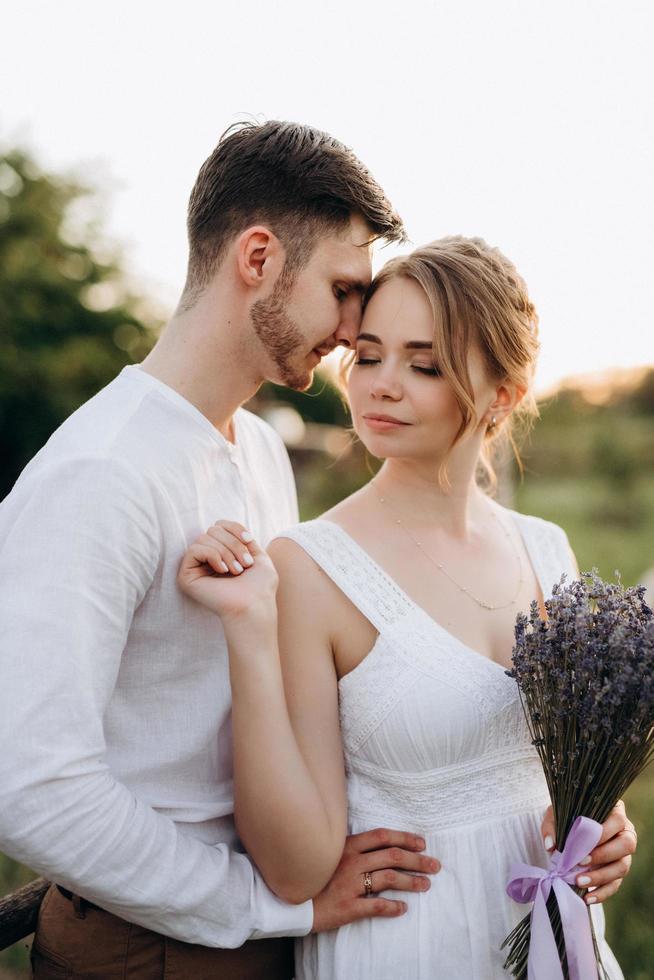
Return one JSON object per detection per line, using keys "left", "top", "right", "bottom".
{"left": 502, "top": 571, "right": 654, "bottom": 979}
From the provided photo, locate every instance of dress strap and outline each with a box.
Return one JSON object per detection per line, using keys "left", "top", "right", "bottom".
{"left": 511, "top": 512, "right": 577, "bottom": 598}
{"left": 275, "top": 519, "right": 414, "bottom": 635}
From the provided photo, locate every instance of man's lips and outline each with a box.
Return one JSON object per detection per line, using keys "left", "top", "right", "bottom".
{"left": 308, "top": 348, "right": 327, "bottom": 365}
{"left": 362, "top": 413, "right": 411, "bottom": 431}
{"left": 311, "top": 345, "right": 336, "bottom": 359}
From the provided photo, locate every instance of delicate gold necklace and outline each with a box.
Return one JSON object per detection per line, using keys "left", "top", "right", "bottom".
{"left": 371, "top": 479, "right": 525, "bottom": 611}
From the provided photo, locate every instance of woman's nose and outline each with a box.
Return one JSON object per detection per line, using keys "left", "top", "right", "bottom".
{"left": 370, "top": 369, "right": 402, "bottom": 400}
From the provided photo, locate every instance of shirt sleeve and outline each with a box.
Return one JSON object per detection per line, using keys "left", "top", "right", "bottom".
{"left": 0, "top": 454, "right": 312, "bottom": 946}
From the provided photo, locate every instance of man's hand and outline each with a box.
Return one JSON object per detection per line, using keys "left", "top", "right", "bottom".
{"left": 541, "top": 799, "right": 637, "bottom": 904}
{"left": 311, "top": 828, "right": 441, "bottom": 932}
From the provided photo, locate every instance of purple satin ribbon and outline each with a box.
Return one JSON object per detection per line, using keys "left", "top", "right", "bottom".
{"left": 506, "top": 815, "right": 604, "bottom": 980}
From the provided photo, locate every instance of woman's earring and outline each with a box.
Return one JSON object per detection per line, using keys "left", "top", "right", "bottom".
{"left": 487, "top": 415, "right": 497, "bottom": 432}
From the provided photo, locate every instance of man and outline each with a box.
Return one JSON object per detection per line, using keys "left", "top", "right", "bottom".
{"left": 0, "top": 120, "right": 440, "bottom": 978}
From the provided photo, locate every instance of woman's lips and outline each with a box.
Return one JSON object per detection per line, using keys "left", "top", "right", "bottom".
{"left": 362, "top": 414, "right": 410, "bottom": 432}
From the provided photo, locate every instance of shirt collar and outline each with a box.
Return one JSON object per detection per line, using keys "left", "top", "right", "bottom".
{"left": 121, "top": 365, "right": 241, "bottom": 454}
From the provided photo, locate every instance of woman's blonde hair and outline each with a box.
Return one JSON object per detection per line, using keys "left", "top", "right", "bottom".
{"left": 341, "top": 235, "right": 540, "bottom": 491}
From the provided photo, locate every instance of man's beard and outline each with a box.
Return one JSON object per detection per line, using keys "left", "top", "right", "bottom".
{"left": 250, "top": 265, "right": 313, "bottom": 391}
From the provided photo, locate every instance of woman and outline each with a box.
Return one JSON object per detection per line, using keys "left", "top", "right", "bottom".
{"left": 178, "top": 237, "right": 633, "bottom": 978}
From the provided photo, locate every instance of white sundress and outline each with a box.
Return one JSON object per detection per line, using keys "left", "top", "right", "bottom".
{"left": 279, "top": 510, "right": 624, "bottom": 980}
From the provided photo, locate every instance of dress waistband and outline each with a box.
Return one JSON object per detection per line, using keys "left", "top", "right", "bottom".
{"left": 346, "top": 747, "right": 550, "bottom": 833}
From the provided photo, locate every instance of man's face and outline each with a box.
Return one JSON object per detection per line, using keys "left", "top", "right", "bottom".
{"left": 250, "top": 214, "right": 373, "bottom": 390}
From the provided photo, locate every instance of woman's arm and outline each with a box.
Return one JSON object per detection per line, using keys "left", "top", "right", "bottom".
{"left": 178, "top": 523, "right": 347, "bottom": 904}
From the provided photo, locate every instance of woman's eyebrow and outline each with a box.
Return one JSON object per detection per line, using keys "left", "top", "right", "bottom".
{"left": 357, "top": 333, "right": 433, "bottom": 351}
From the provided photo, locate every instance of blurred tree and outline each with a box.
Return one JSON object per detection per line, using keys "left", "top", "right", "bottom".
{"left": 0, "top": 148, "right": 156, "bottom": 499}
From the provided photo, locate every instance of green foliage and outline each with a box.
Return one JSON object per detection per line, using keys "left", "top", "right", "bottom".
{"left": 515, "top": 384, "right": 654, "bottom": 586}
{"left": 0, "top": 148, "right": 156, "bottom": 500}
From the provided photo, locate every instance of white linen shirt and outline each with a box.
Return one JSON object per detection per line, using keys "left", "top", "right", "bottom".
{"left": 0, "top": 365, "right": 313, "bottom": 947}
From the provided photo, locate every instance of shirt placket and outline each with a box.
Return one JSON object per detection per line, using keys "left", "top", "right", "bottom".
{"left": 224, "top": 441, "right": 253, "bottom": 533}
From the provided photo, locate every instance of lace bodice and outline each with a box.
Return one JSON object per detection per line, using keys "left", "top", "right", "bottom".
{"left": 278, "top": 510, "right": 575, "bottom": 832}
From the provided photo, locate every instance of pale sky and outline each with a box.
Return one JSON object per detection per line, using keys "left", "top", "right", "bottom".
{"left": 2, "top": 0, "right": 653, "bottom": 392}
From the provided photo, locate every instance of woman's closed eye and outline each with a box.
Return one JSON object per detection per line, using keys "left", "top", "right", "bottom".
{"left": 412, "top": 364, "right": 441, "bottom": 377}
{"left": 354, "top": 357, "right": 440, "bottom": 377}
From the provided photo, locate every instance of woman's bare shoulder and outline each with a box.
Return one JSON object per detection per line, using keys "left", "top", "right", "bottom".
{"left": 267, "top": 534, "right": 320, "bottom": 579}
{"left": 268, "top": 534, "right": 356, "bottom": 649}
{"left": 268, "top": 488, "right": 375, "bottom": 636}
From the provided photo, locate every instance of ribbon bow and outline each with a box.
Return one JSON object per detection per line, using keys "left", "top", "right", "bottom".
{"left": 506, "top": 815, "right": 604, "bottom": 980}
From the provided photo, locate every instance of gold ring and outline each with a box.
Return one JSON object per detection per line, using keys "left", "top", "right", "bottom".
{"left": 363, "top": 871, "right": 373, "bottom": 896}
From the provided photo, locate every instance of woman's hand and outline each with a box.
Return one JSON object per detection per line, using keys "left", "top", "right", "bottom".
{"left": 177, "top": 520, "right": 278, "bottom": 625}
{"left": 541, "top": 799, "right": 637, "bottom": 904}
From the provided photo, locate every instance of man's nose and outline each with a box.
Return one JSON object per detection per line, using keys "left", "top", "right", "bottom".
{"left": 333, "top": 293, "right": 364, "bottom": 349}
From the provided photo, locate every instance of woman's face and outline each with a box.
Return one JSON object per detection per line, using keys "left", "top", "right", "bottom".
{"left": 347, "top": 275, "right": 495, "bottom": 463}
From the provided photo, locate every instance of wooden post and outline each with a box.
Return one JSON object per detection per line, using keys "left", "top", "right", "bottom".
{"left": 0, "top": 878, "right": 49, "bottom": 951}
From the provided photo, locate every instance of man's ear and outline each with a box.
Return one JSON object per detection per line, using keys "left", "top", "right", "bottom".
{"left": 235, "top": 226, "right": 285, "bottom": 289}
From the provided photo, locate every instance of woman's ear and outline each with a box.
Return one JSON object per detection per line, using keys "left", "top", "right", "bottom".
{"left": 488, "top": 381, "right": 526, "bottom": 422}
{"left": 235, "top": 226, "right": 285, "bottom": 289}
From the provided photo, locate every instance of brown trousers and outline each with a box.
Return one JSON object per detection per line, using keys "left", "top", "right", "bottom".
{"left": 31, "top": 885, "right": 295, "bottom": 979}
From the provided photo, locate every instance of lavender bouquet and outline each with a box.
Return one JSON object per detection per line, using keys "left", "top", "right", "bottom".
{"left": 501, "top": 571, "right": 654, "bottom": 980}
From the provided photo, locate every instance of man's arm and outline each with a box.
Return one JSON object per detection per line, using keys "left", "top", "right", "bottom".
{"left": 0, "top": 455, "right": 311, "bottom": 947}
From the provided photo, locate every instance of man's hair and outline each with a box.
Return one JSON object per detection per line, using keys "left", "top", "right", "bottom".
{"left": 181, "top": 119, "right": 406, "bottom": 307}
